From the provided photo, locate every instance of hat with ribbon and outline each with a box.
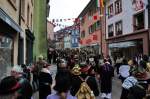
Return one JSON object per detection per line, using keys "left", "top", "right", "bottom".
{"left": 0, "top": 76, "right": 21, "bottom": 95}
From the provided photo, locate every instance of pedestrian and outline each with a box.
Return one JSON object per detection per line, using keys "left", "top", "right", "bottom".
{"left": 11, "top": 65, "right": 33, "bottom": 99}
{"left": 67, "top": 55, "right": 75, "bottom": 69}
{"left": 47, "top": 70, "right": 76, "bottom": 99}
{"left": 47, "top": 48, "right": 52, "bottom": 64}
{"left": 70, "top": 62, "right": 99, "bottom": 97}
{"left": 36, "top": 55, "right": 45, "bottom": 74}
{"left": 39, "top": 61, "right": 52, "bottom": 99}
{"left": 99, "top": 59, "right": 114, "bottom": 99}
{"left": 120, "top": 73, "right": 138, "bottom": 99}
{"left": 0, "top": 76, "right": 21, "bottom": 99}
{"left": 119, "top": 59, "right": 130, "bottom": 83}
{"left": 106, "top": 55, "right": 112, "bottom": 65}
{"left": 115, "top": 56, "right": 123, "bottom": 74}
{"left": 52, "top": 50, "right": 57, "bottom": 64}
{"left": 31, "top": 62, "right": 39, "bottom": 92}
{"left": 21, "top": 64, "right": 31, "bottom": 82}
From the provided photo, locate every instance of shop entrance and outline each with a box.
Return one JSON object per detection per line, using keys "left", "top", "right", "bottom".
{"left": 109, "top": 39, "right": 143, "bottom": 60}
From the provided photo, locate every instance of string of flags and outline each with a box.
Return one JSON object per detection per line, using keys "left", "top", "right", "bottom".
{"left": 50, "top": 0, "right": 105, "bottom": 28}
{"left": 50, "top": 14, "right": 103, "bottom": 27}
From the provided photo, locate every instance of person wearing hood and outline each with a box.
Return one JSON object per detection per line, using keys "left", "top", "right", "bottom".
{"left": 39, "top": 61, "right": 53, "bottom": 99}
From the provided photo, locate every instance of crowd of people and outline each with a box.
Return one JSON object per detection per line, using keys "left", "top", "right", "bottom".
{"left": 1, "top": 48, "right": 150, "bottom": 99}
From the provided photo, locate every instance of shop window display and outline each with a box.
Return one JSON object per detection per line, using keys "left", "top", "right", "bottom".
{"left": 0, "top": 35, "right": 13, "bottom": 79}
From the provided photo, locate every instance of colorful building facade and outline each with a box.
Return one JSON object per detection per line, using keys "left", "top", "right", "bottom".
{"left": 69, "top": 24, "right": 80, "bottom": 48}
{"left": 105, "top": 0, "right": 149, "bottom": 59}
{"left": 78, "top": 0, "right": 106, "bottom": 55}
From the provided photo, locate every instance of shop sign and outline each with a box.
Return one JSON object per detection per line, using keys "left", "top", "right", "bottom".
{"left": 109, "top": 41, "right": 136, "bottom": 48}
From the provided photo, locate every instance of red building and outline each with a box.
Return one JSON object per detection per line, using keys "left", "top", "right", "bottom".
{"left": 78, "top": 0, "right": 107, "bottom": 56}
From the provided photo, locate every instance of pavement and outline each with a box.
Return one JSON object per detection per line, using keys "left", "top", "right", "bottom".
{"left": 32, "top": 64, "right": 122, "bottom": 99}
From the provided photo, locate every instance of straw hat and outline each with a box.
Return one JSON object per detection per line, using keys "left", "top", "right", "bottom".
{"left": 71, "top": 64, "right": 81, "bottom": 75}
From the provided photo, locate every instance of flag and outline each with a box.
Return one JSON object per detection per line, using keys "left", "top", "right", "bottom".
{"left": 96, "top": 0, "right": 104, "bottom": 8}
{"left": 93, "top": 15, "right": 97, "bottom": 20}
{"left": 96, "top": 0, "right": 100, "bottom": 7}
{"left": 100, "top": 0, "right": 104, "bottom": 8}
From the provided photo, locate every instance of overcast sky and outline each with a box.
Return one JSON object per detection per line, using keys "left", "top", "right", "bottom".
{"left": 48, "top": 0, "right": 90, "bottom": 31}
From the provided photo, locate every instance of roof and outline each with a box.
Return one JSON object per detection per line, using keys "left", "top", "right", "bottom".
{"left": 78, "top": 0, "right": 95, "bottom": 18}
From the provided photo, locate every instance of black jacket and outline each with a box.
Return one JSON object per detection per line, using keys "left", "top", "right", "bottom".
{"left": 70, "top": 74, "right": 99, "bottom": 96}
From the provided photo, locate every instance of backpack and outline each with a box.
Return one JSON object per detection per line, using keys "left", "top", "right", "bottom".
{"left": 75, "top": 76, "right": 95, "bottom": 99}
{"left": 128, "top": 83, "right": 146, "bottom": 99}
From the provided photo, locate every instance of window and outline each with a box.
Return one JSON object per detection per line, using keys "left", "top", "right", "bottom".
{"left": 108, "top": 24, "right": 114, "bottom": 37}
{"left": 96, "top": 20, "right": 101, "bottom": 30}
{"left": 89, "top": 25, "right": 94, "bottom": 34}
{"left": 75, "top": 30, "right": 79, "bottom": 35}
{"left": 133, "top": 11, "right": 144, "bottom": 31}
{"left": 88, "top": 9, "right": 92, "bottom": 20}
{"left": 72, "top": 39, "right": 74, "bottom": 43}
{"left": 81, "top": 30, "right": 85, "bottom": 38}
{"left": 75, "top": 38, "right": 78, "bottom": 43}
{"left": 21, "top": 0, "right": 25, "bottom": 17}
{"left": 93, "top": 23, "right": 96, "bottom": 31}
{"left": 89, "top": 26, "right": 92, "bottom": 34}
{"left": 81, "top": 17, "right": 85, "bottom": 26}
{"left": 108, "top": 4, "right": 113, "bottom": 18}
{"left": 27, "top": 5, "right": 30, "bottom": 26}
{"left": 115, "top": 0, "right": 122, "bottom": 14}
{"left": 115, "top": 21, "right": 123, "bottom": 35}
{"left": 89, "top": 23, "right": 97, "bottom": 34}
{"left": 7, "top": 0, "right": 16, "bottom": 10}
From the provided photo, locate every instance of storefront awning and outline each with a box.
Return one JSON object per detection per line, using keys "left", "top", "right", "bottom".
{"left": 0, "top": 8, "right": 23, "bottom": 33}
{"left": 109, "top": 41, "right": 136, "bottom": 48}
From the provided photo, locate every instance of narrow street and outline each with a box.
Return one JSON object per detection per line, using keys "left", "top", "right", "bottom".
{"left": 0, "top": 0, "right": 150, "bottom": 99}
{"left": 32, "top": 64, "right": 122, "bottom": 99}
